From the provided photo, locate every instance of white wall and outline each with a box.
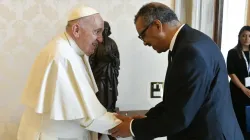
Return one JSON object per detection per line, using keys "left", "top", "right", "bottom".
{"left": 221, "top": 0, "right": 248, "bottom": 60}
{"left": 0, "top": 0, "right": 173, "bottom": 139}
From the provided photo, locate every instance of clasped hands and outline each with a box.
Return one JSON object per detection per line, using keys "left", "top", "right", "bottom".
{"left": 108, "top": 114, "right": 146, "bottom": 138}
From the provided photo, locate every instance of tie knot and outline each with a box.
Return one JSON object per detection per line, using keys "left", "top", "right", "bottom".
{"left": 169, "top": 50, "right": 172, "bottom": 56}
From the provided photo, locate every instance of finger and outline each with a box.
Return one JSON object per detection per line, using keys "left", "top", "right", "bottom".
{"left": 109, "top": 125, "right": 119, "bottom": 134}
{"left": 110, "top": 129, "right": 120, "bottom": 137}
{"left": 115, "top": 114, "right": 127, "bottom": 121}
{"left": 131, "top": 115, "right": 140, "bottom": 119}
{"left": 132, "top": 115, "right": 145, "bottom": 119}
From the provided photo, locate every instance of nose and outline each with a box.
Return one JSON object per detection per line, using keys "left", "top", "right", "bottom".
{"left": 144, "top": 42, "right": 151, "bottom": 47}
{"left": 144, "top": 41, "right": 150, "bottom": 46}
{"left": 247, "top": 36, "right": 250, "bottom": 40}
{"left": 97, "top": 35, "right": 103, "bottom": 43}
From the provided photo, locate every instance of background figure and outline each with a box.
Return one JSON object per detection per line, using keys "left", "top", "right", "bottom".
{"left": 227, "top": 26, "right": 250, "bottom": 139}
{"left": 90, "top": 21, "right": 120, "bottom": 113}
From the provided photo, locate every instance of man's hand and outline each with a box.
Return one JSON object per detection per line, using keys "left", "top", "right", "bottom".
{"left": 109, "top": 114, "right": 133, "bottom": 138}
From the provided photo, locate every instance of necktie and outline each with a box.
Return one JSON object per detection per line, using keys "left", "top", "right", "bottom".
{"left": 166, "top": 50, "right": 172, "bottom": 77}
{"left": 168, "top": 50, "right": 172, "bottom": 64}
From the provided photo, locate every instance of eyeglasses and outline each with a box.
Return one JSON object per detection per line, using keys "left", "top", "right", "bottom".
{"left": 138, "top": 21, "right": 154, "bottom": 40}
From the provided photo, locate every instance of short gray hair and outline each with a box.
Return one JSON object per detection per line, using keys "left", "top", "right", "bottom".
{"left": 134, "top": 2, "right": 179, "bottom": 26}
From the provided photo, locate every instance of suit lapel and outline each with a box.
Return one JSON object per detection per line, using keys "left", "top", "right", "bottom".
{"left": 163, "top": 24, "right": 192, "bottom": 100}
{"left": 165, "top": 25, "right": 190, "bottom": 76}
{"left": 171, "top": 24, "right": 191, "bottom": 59}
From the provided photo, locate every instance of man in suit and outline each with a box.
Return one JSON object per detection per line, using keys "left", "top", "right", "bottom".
{"left": 109, "top": 2, "right": 244, "bottom": 140}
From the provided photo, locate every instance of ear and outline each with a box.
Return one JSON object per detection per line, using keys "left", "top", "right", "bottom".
{"left": 154, "top": 20, "right": 166, "bottom": 38}
{"left": 72, "top": 24, "right": 81, "bottom": 38}
{"left": 154, "top": 19, "right": 163, "bottom": 32}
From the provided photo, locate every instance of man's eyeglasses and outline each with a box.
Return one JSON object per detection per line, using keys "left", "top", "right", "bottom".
{"left": 138, "top": 21, "right": 154, "bottom": 40}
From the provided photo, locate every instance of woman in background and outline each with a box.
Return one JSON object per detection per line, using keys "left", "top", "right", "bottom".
{"left": 227, "top": 26, "right": 250, "bottom": 139}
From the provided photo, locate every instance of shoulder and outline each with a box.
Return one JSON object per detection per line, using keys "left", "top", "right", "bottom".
{"left": 228, "top": 48, "right": 238, "bottom": 57}
{"left": 176, "top": 44, "right": 201, "bottom": 57}
{"left": 228, "top": 48, "right": 237, "bottom": 54}
{"left": 39, "top": 35, "right": 69, "bottom": 61}
{"left": 107, "top": 37, "right": 117, "bottom": 44}
{"left": 31, "top": 34, "right": 71, "bottom": 70}
{"left": 175, "top": 45, "right": 206, "bottom": 67}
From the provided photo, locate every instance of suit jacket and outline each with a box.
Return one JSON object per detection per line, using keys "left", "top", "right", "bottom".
{"left": 131, "top": 25, "right": 244, "bottom": 140}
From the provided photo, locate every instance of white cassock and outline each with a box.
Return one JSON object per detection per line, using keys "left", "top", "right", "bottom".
{"left": 17, "top": 32, "right": 121, "bottom": 140}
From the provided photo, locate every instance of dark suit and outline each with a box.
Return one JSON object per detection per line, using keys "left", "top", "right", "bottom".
{"left": 131, "top": 25, "right": 244, "bottom": 140}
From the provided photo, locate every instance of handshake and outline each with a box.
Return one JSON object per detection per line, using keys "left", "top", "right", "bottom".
{"left": 108, "top": 113, "right": 146, "bottom": 138}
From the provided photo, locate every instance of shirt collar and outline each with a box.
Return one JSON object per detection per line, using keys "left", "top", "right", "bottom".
{"left": 64, "top": 32, "right": 85, "bottom": 56}
{"left": 169, "top": 24, "right": 185, "bottom": 51}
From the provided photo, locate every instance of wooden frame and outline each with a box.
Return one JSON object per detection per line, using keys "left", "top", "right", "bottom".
{"left": 247, "top": 0, "right": 250, "bottom": 25}
{"left": 213, "top": 0, "right": 224, "bottom": 49}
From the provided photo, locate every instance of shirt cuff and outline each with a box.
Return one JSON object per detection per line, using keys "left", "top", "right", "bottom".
{"left": 130, "top": 119, "right": 135, "bottom": 137}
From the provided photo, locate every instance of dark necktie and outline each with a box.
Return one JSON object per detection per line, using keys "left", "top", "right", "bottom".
{"left": 166, "top": 50, "right": 172, "bottom": 77}
{"left": 168, "top": 50, "right": 172, "bottom": 64}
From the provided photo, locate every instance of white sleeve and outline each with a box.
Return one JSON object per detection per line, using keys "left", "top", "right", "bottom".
{"left": 80, "top": 112, "right": 121, "bottom": 134}
{"left": 130, "top": 119, "right": 135, "bottom": 136}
